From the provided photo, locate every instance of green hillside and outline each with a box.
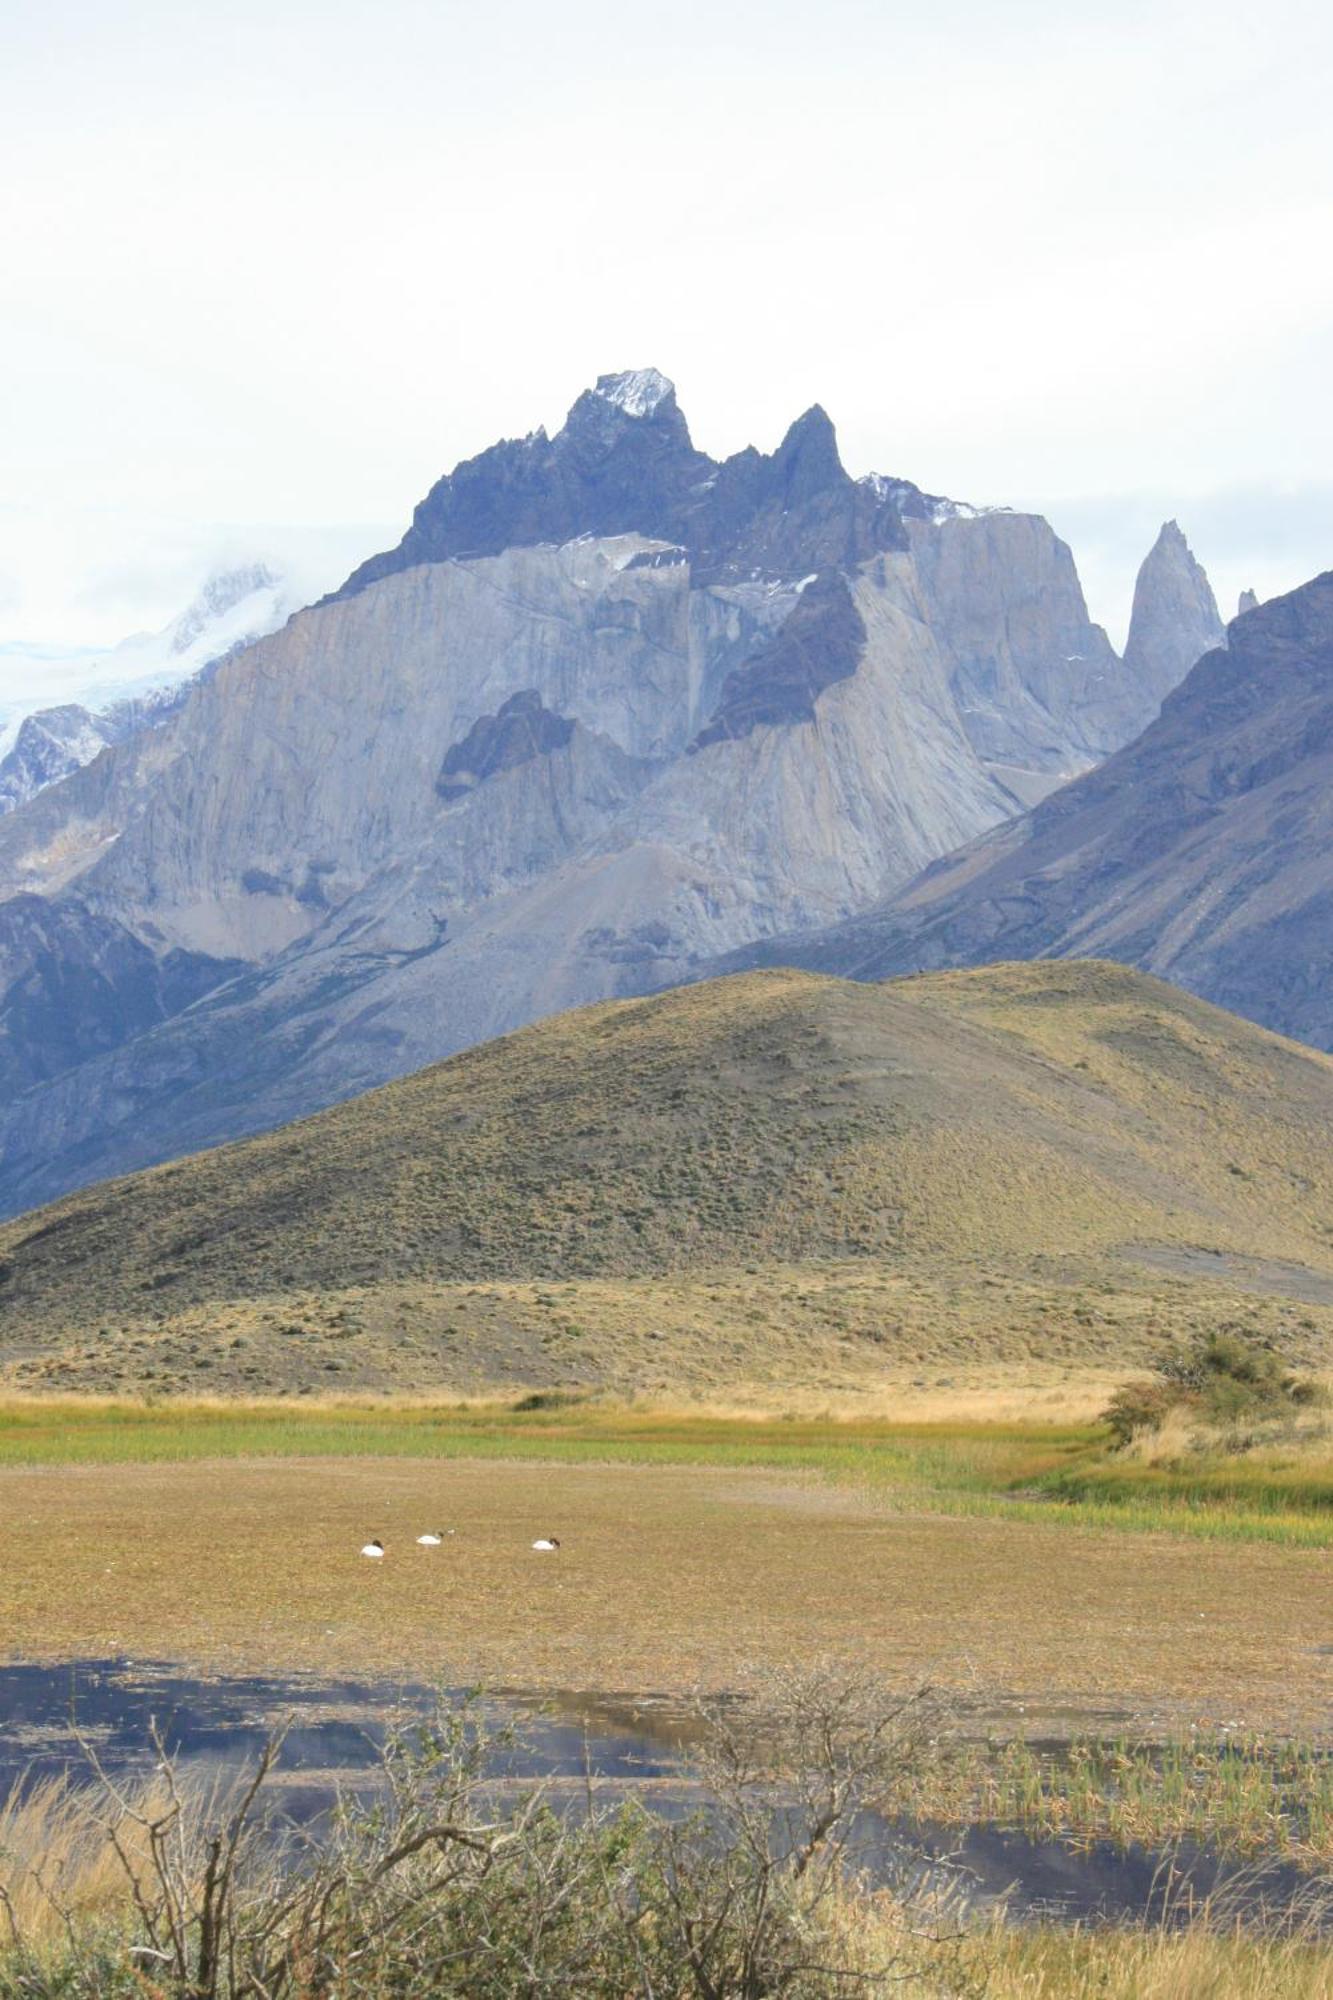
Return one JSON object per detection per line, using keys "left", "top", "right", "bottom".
{"left": 3, "top": 961, "right": 1332, "bottom": 1396}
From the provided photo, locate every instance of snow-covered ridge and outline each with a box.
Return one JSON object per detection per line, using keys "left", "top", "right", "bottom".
{"left": 592, "top": 368, "right": 674, "bottom": 418}
{"left": 859, "top": 473, "right": 998, "bottom": 523}
{"left": 0, "top": 564, "right": 296, "bottom": 733}
{"left": 0, "top": 563, "right": 300, "bottom": 813}
{"left": 169, "top": 562, "right": 281, "bottom": 655}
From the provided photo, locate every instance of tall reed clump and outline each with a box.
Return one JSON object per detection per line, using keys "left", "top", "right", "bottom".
{"left": 0, "top": 1669, "right": 979, "bottom": 1999}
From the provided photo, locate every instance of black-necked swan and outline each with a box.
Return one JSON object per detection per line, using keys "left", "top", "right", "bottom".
{"left": 531, "top": 1537, "right": 561, "bottom": 1552}
{"left": 361, "top": 1539, "right": 385, "bottom": 1559}
{"left": 416, "top": 1531, "right": 445, "bottom": 1546}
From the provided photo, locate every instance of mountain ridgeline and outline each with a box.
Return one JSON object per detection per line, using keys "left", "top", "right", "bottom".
{"left": 0, "top": 370, "right": 1230, "bottom": 1217}
{"left": 334, "top": 371, "right": 948, "bottom": 595}
{"left": 729, "top": 571, "right": 1333, "bottom": 1051}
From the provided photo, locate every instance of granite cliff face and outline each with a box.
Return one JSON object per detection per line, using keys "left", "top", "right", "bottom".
{"left": 726, "top": 572, "right": 1333, "bottom": 1051}
{"left": 0, "top": 373, "right": 1217, "bottom": 1215}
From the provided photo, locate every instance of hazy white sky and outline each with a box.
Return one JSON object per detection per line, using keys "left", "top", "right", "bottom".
{"left": 3, "top": 0, "right": 1332, "bottom": 659}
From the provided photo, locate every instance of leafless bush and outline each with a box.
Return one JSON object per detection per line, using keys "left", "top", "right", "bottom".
{"left": 0, "top": 1673, "right": 977, "bottom": 1999}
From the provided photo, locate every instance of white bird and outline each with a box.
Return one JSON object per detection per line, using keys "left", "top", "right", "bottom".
{"left": 416, "top": 1531, "right": 445, "bottom": 1547}
{"left": 361, "top": 1539, "right": 385, "bottom": 1559}
{"left": 531, "top": 1537, "right": 561, "bottom": 1552}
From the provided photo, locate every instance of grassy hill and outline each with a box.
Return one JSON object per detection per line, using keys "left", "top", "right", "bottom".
{"left": 3, "top": 961, "right": 1333, "bottom": 1397}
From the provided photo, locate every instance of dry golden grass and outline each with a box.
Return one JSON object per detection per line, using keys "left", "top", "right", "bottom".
{"left": 1123, "top": 1401, "right": 1333, "bottom": 1465}
{"left": 974, "top": 1921, "right": 1333, "bottom": 1999}
{"left": 2, "top": 1452, "right": 1330, "bottom": 1734}
{"left": 2, "top": 1788, "right": 1331, "bottom": 2000}
{"left": 5, "top": 1257, "right": 1331, "bottom": 1406}
{"left": 3, "top": 962, "right": 1333, "bottom": 1398}
{"left": 0, "top": 1771, "right": 199, "bottom": 1944}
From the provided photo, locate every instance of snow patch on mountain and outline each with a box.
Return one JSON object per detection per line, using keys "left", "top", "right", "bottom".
{"left": 0, "top": 564, "right": 295, "bottom": 735}
{"left": 0, "top": 564, "right": 302, "bottom": 811}
{"left": 592, "top": 368, "right": 674, "bottom": 418}
{"left": 860, "top": 473, "right": 997, "bottom": 523}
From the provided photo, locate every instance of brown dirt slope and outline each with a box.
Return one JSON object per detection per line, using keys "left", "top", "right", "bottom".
{"left": 2, "top": 961, "right": 1333, "bottom": 1396}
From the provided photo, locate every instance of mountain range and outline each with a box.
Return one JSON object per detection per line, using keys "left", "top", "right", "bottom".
{"left": 729, "top": 571, "right": 1333, "bottom": 1050}
{"left": 0, "top": 368, "right": 1254, "bottom": 1219}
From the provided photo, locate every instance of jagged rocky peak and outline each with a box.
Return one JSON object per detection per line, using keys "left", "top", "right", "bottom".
{"left": 770, "top": 404, "right": 845, "bottom": 499}
{"left": 563, "top": 367, "right": 695, "bottom": 451}
{"left": 591, "top": 367, "right": 677, "bottom": 418}
{"left": 332, "top": 368, "right": 951, "bottom": 601}
{"left": 1238, "top": 588, "right": 1261, "bottom": 617}
{"left": 1122, "top": 519, "right": 1225, "bottom": 709}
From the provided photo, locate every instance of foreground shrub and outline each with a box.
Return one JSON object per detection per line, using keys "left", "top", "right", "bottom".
{"left": 0, "top": 1670, "right": 975, "bottom": 1999}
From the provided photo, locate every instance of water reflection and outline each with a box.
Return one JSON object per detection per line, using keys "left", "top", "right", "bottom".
{"left": 0, "top": 1659, "right": 1322, "bottom": 1931}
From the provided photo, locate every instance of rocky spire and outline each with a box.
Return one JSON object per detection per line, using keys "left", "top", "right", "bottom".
{"left": 1122, "top": 521, "right": 1225, "bottom": 710}
{"left": 1238, "top": 588, "right": 1260, "bottom": 617}
{"left": 768, "top": 405, "right": 845, "bottom": 503}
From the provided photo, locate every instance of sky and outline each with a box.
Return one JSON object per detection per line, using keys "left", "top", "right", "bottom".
{"left": 3, "top": 0, "right": 1332, "bottom": 678}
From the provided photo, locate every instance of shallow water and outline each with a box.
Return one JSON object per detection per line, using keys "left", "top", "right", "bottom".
{"left": 0, "top": 1657, "right": 678, "bottom": 1818}
{"left": 0, "top": 1659, "right": 1322, "bottom": 1930}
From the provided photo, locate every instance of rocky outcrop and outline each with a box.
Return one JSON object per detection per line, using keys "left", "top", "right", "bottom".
{"left": 0, "top": 373, "right": 1222, "bottom": 1215}
{"left": 691, "top": 571, "right": 866, "bottom": 747}
{"left": 723, "top": 570, "right": 1333, "bottom": 1052}
{"left": 1238, "top": 588, "right": 1261, "bottom": 616}
{"left": 437, "top": 691, "right": 577, "bottom": 800}
{"left": 905, "top": 512, "right": 1131, "bottom": 787}
{"left": 1121, "top": 521, "right": 1225, "bottom": 722}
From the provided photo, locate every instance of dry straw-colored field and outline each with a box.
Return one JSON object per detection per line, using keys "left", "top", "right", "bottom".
{"left": 2, "top": 1417, "right": 1329, "bottom": 1736}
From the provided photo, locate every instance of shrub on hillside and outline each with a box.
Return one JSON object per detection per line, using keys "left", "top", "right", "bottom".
{"left": 1103, "top": 1329, "right": 1322, "bottom": 1445}
{"left": 1101, "top": 1377, "right": 1179, "bottom": 1446}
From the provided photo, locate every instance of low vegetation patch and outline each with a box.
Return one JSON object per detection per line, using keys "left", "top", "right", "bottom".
{"left": 1103, "top": 1330, "right": 1325, "bottom": 1448}
{"left": 937, "top": 1734, "right": 1333, "bottom": 1869}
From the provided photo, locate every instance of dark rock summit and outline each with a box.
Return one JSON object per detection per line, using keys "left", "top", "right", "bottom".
{"left": 437, "top": 691, "right": 577, "bottom": 800}
{"left": 334, "top": 370, "right": 955, "bottom": 598}
{"left": 692, "top": 571, "right": 866, "bottom": 748}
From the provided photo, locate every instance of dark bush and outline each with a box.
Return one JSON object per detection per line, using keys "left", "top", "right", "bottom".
{"left": 1101, "top": 1378, "right": 1178, "bottom": 1445}
{"left": 510, "top": 1388, "right": 588, "bottom": 1412}
{"left": 1103, "top": 1328, "right": 1322, "bottom": 1444}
